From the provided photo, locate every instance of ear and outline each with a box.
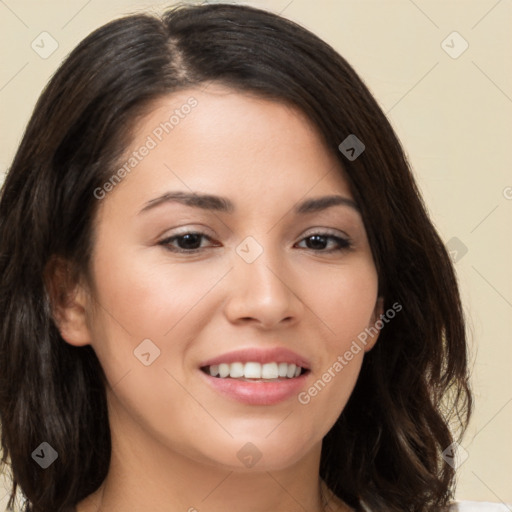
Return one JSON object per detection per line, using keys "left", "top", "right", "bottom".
{"left": 363, "top": 296, "right": 385, "bottom": 353}
{"left": 44, "top": 256, "right": 92, "bottom": 347}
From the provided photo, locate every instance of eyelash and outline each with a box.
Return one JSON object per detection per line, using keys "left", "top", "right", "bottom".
{"left": 159, "top": 230, "right": 353, "bottom": 254}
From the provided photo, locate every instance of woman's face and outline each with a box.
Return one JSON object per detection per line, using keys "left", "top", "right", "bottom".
{"left": 78, "top": 84, "right": 382, "bottom": 471}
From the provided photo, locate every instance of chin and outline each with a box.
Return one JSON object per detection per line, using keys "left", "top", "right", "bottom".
{"left": 197, "top": 432, "right": 318, "bottom": 473}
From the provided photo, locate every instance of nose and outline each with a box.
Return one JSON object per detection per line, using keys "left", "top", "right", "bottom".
{"left": 223, "top": 243, "right": 304, "bottom": 329}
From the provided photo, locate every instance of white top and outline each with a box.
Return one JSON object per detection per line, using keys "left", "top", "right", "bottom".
{"left": 450, "top": 502, "right": 512, "bottom": 511}
{"left": 360, "top": 501, "right": 512, "bottom": 511}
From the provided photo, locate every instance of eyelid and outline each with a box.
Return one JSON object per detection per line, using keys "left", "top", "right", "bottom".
{"left": 300, "top": 226, "right": 351, "bottom": 239}
{"left": 297, "top": 226, "right": 354, "bottom": 249}
{"left": 158, "top": 224, "right": 216, "bottom": 239}
{"left": 159, "top": 225, "right": 351, "bottom": 244}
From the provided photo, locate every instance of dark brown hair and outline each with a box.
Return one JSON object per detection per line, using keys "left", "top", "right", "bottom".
{"left": 0, "top": 3, "right": 471, "bottom": 511}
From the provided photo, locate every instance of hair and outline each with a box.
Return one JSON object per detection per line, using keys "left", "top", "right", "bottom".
{"left": 0, "top": 3, "right": 472, "bottom": 511}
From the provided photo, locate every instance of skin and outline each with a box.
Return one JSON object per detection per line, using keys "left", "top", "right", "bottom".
{"left": 55, "top": 84, "right": 383, "bottom": 512}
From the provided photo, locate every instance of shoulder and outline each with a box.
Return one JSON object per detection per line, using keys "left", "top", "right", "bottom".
{"left": 449, "top": 502, "right": 512, "bottom": 511}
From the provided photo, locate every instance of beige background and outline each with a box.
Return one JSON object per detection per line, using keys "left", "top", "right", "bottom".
{"left": 1, "top": 0, "right": 511, "bottom": 507}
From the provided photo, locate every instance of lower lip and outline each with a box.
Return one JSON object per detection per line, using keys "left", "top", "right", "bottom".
{"left": 199, "top": 370, "right": 308, "bottom": 405}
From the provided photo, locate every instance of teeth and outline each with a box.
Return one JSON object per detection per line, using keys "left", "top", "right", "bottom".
{"left": 261, "top": 362, "right": 278, "bottom": 379}
{"left": 207, "top": 362, "right": 303, "bottom": 379}
{"left": 229, "top": 362, "right": 244, "bottom": 378}
{"left": 244, "top": 362, "right": 261, "bottom": 379}
{"left": 286, "top": 364, "right": 297, "bottom": 378}
{"left": 218, "top": 363, "right": 230, "bottom": 378}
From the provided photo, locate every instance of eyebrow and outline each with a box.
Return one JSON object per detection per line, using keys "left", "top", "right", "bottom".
{"left": 139, "top": 191, "right": 360, "bottom": 215}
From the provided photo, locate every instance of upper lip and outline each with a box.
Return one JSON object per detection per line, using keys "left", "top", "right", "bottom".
{"left": 199, "top": 347, "right": 311, "bottom": 370}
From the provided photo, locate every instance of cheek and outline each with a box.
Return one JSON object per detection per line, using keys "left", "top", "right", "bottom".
{"left": 308, "top": 259, "right": 379, "bottom": 345}
{"left": 87, "top": 246, "right": 231, "bottom": 371}
{"left": 298, "top": 352, "right": 363, "bottom": 428}
{"left": 86, "top": 251, "right": 226, "bottom": 454}
{"left": 297, "top": 260, "right": 377, "bottom": 418}
{"left": 92, "top": 237, "right": 201, "bottom": 323}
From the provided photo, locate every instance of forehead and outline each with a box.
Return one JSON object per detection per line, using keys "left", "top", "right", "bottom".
{"left": 99, "top": 84, "right": 354, "bottom": 217}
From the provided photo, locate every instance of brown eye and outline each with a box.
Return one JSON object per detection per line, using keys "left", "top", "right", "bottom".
{"left": 160, "top": 232, "right": 218, "bottom": 253}
{"left": 296, "top": 233, "right": 352, "bottom": 252}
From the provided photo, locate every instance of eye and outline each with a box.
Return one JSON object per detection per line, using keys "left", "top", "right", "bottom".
{"left": 159, "top": 230, "right": 352, "bottom": 254}
{"left": 159, "top": 231, "right": 218, "bottom": 253}
{"left": 295, "top": 232, "right": 352, "bottom": 252}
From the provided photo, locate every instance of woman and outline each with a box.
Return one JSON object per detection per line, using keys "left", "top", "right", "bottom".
{"left": 0, "top": 3, "right": 472, "bottom": 511}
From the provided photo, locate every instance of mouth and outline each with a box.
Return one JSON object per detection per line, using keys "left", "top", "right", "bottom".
{"left": 198, "top": 347, "right": 311, "bottom": 405}
{"left": 200, "top": 361, "right": 309, "bottom": 381}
